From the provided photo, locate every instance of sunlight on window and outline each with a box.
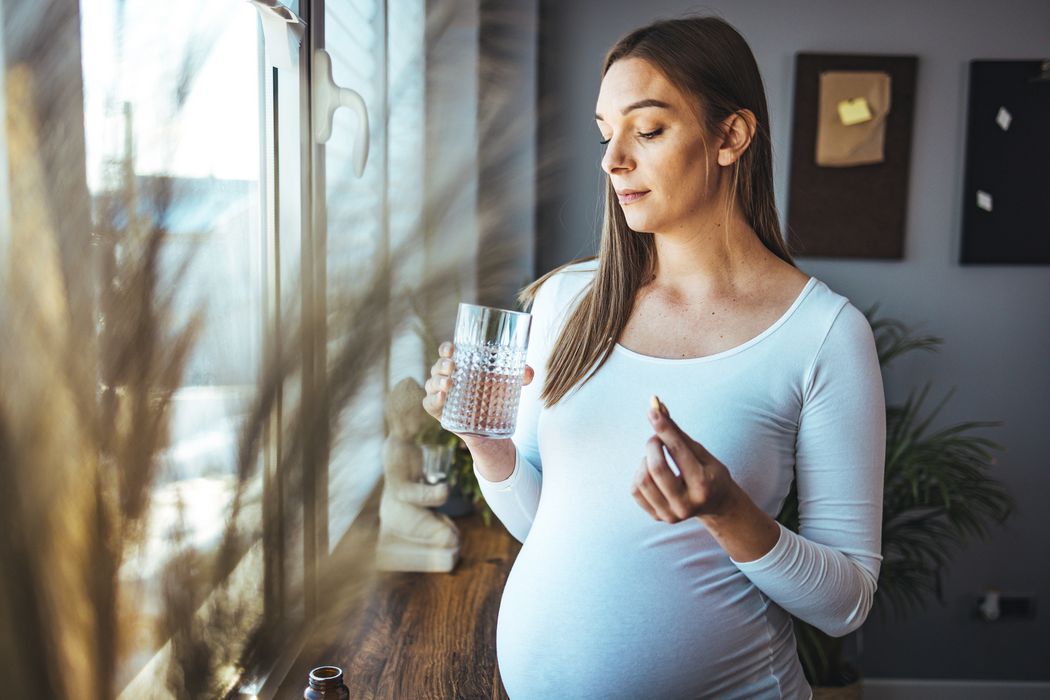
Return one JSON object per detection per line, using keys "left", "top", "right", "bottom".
{"left": 81, "top": 0, "right": 259, "bottom": 186}
{"left": 79, "top": 0, "right": 264, "bottom": 690}
{"left": 322, "top": 0, "right": 428, "bottom": 549}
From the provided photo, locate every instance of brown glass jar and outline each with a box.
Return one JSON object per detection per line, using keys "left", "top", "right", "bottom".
{"left": 304, "top": 666, "right": 350, "bottom": 700}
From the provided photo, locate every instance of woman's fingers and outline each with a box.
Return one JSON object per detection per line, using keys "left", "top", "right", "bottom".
{"left": 634, "top": 455, "right": 678, "bottom": 522}
{"left": 422, "top": 391, "right": 444, "bottom": 417}
{"left": 648, "top": 399, "right": 714, "bottom": 481}
{"left": 425, "top": 374, "right": 453, "bottom": 395}
{"left": 631, "top": 458, "right": 662, "bottom": 520}
{"left": 522, "top": 364, "right": 534, "bottom": 386}
{"left": 648, "top": 408, "right": 701, "bottom": 475}
{"left": 631, "top": 478, "right": 660, "bottom": 521}
{"left": 645, "top": 435, "right": 685, "bottom": 496}
{"left": 423, "top": 342, "right": 455, "bottom": 418}
{"left": 431, "top": 356, "right": 454, "bottom": 378}
{"left": 631, "top": 399, "right": 734, "bottom": 522}
{"left": 643, "top": 437, "right": 690, "bottom": 520}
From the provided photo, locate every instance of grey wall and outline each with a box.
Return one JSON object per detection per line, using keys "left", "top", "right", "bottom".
{"left": 536, "top": 0, "right": 1050, "bottom": 682}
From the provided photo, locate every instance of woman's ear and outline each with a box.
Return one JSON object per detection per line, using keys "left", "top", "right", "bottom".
{"left": 716, "top": 109, "right": 757, "bottom": 166}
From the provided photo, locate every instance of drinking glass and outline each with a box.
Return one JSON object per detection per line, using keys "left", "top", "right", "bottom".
{"left": 421, "top": 443, "right": 455, "bottom": 484}
{"left": 440, "top": 303, "right": 532, "bottom": 438}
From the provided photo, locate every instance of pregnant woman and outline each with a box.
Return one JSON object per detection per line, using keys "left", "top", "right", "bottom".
{"left": 422, "top": 15, "right": 885, "bottom": 700}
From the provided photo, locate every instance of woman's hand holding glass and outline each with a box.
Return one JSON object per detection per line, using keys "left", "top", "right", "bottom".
{"left": 422, "top": 341, "right": 534, "bottom": 481}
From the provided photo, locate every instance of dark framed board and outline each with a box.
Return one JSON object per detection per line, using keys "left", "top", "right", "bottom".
{"left": 960, "top": 60, "right": 1050, "bottom": 265}
{"left": 786, "top": 52, "right": 918, "bottom": 259}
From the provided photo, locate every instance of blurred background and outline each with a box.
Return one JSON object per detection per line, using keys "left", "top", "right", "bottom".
{"left": 0, "top": 0, "right": 1046, "bottom": 698}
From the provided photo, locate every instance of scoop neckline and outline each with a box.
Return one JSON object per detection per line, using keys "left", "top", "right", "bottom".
{"left": 612, "top": 276, "right": 818, "bottom": 364}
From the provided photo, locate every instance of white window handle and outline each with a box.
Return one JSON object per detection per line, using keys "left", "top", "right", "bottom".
{"left": 313, "top": 48, "right": 369, "bottom": 177}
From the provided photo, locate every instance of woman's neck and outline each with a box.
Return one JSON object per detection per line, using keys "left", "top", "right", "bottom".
{"left": 647, "top": 214, "right": 773, "bottom": 300}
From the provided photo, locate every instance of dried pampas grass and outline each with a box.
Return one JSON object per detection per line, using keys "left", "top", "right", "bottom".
{"left": 1, "top": 2, "right": 545, "bottom": 698}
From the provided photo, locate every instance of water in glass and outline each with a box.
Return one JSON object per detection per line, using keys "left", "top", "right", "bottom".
{"left": 441, "top": 304, "right": 530, "bottom": 438}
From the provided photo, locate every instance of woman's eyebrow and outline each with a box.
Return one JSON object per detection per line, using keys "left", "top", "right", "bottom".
{"left": 595, "top": 98, "right": 673, "bottom": 122}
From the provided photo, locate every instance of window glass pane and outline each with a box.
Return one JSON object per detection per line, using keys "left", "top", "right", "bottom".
{"left": 323, "top": 0, "right": 401, "bottom": 548}
{"left": 80, "top": 0, "right": 265, "bottom": 691}
{"left": 385, "top": 0, "right": 428, "bottom": 384}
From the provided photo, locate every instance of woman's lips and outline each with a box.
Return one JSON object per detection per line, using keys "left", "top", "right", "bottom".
{"left": 617, "top": 190, "right": 649, "bottom": 204}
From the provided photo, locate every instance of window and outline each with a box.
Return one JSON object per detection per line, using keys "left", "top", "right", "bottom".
{"left": 77, "top": 0, "right": 435, "bottom": 693}
{"left": 2, "top": 0, "right": 536, "bottom": 695}
{"left": 80, "top": 0, "right": 267, "bottom": 692}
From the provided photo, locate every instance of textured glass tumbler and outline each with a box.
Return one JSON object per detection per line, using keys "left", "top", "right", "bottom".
{"left": 441, "top": 303, "right": 531, "bottom": 438}
{"left": 421, "top": 443, "right": 455, "bottom": 484}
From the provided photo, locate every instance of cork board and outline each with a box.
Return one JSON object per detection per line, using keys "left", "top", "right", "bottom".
{"left": 787, "top": 53, "right": 918, "bottom": 259}
{"left": 960, "top": 60, "right": 1050, "bottom": 265}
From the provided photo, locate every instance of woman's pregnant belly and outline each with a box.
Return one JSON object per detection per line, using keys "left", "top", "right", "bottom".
{"left": 495, "top": 513, "right": 807, "bottom": 700}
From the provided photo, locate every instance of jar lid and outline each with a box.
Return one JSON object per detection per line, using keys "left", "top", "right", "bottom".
{"left": 308, "top": 666, "right": 345, "bottom": 691}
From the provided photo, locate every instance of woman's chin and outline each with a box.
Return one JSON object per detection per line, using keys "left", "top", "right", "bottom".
{"left": 623, "top": 212, "right": 654, "bottom": 233}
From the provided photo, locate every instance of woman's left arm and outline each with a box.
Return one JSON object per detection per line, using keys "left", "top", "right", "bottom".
{"left": 632, "top": 302, "right": 885, "bottom": 637}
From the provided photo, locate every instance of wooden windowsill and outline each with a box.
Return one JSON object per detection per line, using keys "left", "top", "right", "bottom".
{"left": 275, "top": 487, "right": 521, "bottom": 699}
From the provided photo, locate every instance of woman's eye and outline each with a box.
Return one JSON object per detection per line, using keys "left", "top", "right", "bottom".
{"left": 599, "top": 128, "right": 662, "bottom": 146}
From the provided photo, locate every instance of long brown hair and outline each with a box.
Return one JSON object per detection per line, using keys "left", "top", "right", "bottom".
{"left": 520, "top": 15, "right": 796, "bottom": 408}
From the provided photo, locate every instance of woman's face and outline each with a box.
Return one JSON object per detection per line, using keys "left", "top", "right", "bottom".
{"left": 595, "top": 57, "right": 722, "bottom": 235}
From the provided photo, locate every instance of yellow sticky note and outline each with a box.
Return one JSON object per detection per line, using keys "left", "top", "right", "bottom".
{"left": 837, "top": 97, "right": 873, "bottom": 126}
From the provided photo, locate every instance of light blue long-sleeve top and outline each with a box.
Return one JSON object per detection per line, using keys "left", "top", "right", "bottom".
{"left": 475, "top": 259, "right": 885, "bottom": 700}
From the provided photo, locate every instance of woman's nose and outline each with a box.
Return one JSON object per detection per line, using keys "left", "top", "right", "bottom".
{"left": 601, "top": 137, "right": 633, "bottom": 175}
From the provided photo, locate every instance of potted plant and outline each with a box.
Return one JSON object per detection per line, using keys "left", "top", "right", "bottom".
{"left": 776, "top": 308, "right": 1014, "bottom": 697}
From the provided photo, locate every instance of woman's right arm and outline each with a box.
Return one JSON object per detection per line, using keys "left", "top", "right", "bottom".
{"left": 421, "top": 273, "right": 563, "bottom": 542}
{"left": 422, "top": 346, "right": 542, "bottom": 543}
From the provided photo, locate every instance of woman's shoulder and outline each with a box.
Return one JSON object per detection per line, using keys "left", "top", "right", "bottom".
{"left": 533, "top": 258, "right": 598, "bottom": 306}
{"left": 802, "top": 276, "right": 864, "bottom": 323}
{"left": 793, "top": 275, "right": 876, "bottom": 354}
{"left": 547, "top": 257, "right": 599, "bottom": 289}
{"left": 558, "top": 258, "right": 599, "bottom": 275}
{"left": 801, "top": 276, "right": 846, "bottom": 311}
